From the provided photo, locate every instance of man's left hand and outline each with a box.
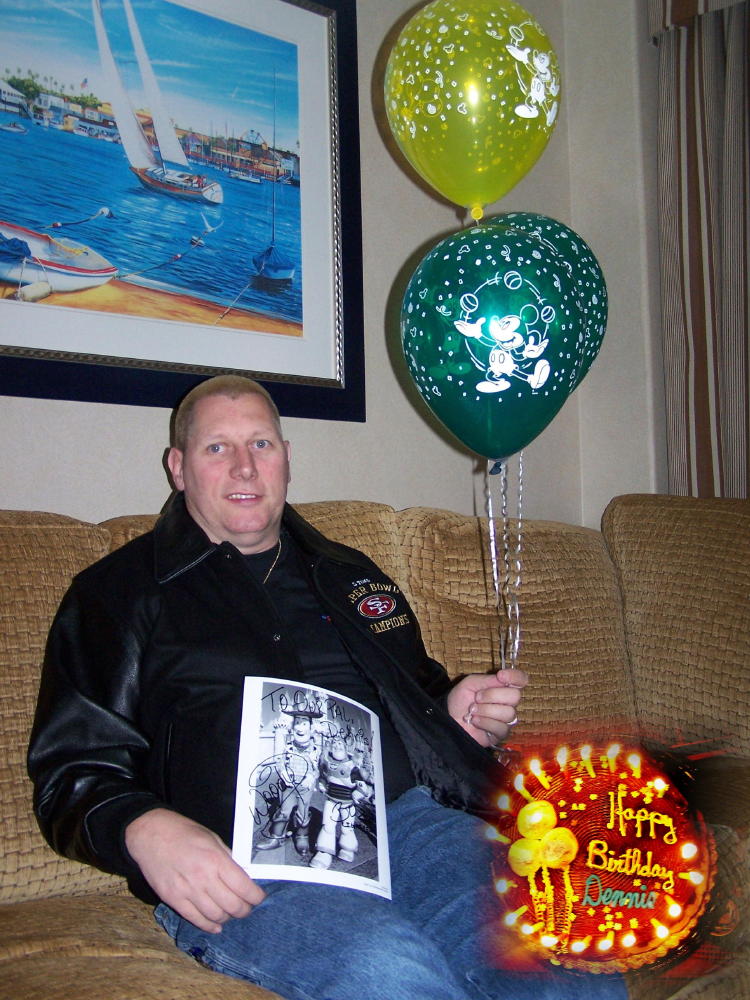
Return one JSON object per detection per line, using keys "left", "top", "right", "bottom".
{"left": 447, "top": 668, "right": 528, "bottom": 748}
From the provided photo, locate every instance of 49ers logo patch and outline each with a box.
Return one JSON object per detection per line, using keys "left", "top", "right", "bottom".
{"left": 357, "top": 594, "right": 396, "bottom": 619}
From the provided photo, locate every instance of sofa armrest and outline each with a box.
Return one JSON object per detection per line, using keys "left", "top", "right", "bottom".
{"left": 689, "top": 756, "right": 750, "bottom": 832}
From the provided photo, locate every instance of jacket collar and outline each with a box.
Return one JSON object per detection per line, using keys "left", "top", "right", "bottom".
{"left": 153, "top": 492, "right": 371, "bottom": 583}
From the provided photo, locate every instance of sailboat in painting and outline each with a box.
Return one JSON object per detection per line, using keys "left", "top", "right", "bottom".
{"left": 92, "top": 0, "right": 222, "bottom": 205}
{"left": 252, "top": 76, "right": 294, "bottom": 282}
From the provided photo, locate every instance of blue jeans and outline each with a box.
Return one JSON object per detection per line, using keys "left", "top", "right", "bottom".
{"left": 155, "top": 787, "right": 627, "bottom": 1000}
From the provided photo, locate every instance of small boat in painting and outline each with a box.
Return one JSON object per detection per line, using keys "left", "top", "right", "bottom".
{"left": 228, "top": 168, "right": 261, "bottom": 184}
{"left": 0, "top": 120, "right": 28, "bottom": 134}
{"left": 252, "top": 242, "right": 295, "bottom": 282}
{"left": 0, "top": 219, "right": 117, "bottom": 292}
{"left": 92, "top": 0, "right": 222, "bottom": 205}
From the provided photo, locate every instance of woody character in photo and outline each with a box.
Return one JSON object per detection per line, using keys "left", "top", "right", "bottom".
{"left": 383, "top": 0, "right": 716, "bottom": 982}
{"left": 255, "top": 696, "right": 323, "bottom": 860}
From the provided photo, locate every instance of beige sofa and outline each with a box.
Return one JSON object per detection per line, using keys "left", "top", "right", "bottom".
{"left": 0, "top": 494, "right": 748, "bottom": 1000}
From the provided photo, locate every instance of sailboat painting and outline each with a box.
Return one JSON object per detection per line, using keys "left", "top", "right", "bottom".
{"left": 0, "top": 0, "right": 360, "bottom": 414}
{"left": 92, "top": 0, "right": 222, "bottom": 205}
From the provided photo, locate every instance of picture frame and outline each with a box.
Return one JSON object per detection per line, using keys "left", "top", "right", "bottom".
{"left": 0, "top": 0, "right": 364, "bottom": 421}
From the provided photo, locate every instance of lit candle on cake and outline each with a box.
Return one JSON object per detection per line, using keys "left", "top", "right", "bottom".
{"left": 606, "top": 743, "right": 621, "bottom": 773}
{"left": 529, "top": 758, "right": 551, "bottom": 789}
{"left": 679, "top": 870, "right": 705, "bottom": 885}
{"left": 651, "top": 919, "right": 669, "bottom": 940}
{"left": 666, "top": 896, "right": 682, "bottom": 918}
{"left": 503, "top": 904, "right": 528, "bottom": 926}
{"left": 597, "top": 930, "right": 614, "bottom": 952}
{"left": 514, "top": 773, "right": 534, "bottom": 802}
{"left": 627, "top": 752, "right": 642, "bottom": 779}
{"left": 497, "top": 792, "right": 511, "bottom": 811}
{"left": 580, "top": 744, "right": 595, "bottom": 778}
{"left": 484, "top": 825, "right": 510, "bottom": 843}
{"left": 570, "top": 937, "right": 591, "bottom": 954}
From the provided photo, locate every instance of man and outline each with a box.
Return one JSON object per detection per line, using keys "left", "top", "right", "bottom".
{"left": 29, "top": 375, "right": 616, "bottom": 1000}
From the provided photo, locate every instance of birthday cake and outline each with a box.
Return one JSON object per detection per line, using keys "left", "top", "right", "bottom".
{"left": 492, "top": 743, "right": 715, "bottom": 972}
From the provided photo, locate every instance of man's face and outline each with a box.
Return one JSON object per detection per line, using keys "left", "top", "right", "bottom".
{"left": 167, "top": 393, "right": 291, "bottom": 555}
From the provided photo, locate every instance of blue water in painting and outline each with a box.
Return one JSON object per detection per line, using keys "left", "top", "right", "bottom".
{"left": 0, "top": 110, "right": 302, "bottom": 324}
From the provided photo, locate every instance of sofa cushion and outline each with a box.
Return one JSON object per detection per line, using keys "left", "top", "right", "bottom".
{"left": 0, "top": 512, "right": 125, "bottom": 903}
{"left": 602, "top": 495, "right": 750, "bottom": 755}
{"left": 294, "top": 500, "right": 408, "bottom": 586}
{"left": 100, "top": 513, "right": 158, "bottom": 553}
{"left": 393, "top": 508, "right": 637, "bottom": 745}
{"left": 0, "top": 894, "right": 281, "bottom": 999}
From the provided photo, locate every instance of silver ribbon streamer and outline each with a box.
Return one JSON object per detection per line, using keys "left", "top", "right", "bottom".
{"left": 485, "top": 452, "right": 523, "bottom": 670}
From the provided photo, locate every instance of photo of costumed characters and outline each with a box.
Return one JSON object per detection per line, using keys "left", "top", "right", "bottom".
{"left": 310, "top": 732, "right": 374, "bottom": 870}
{"left": 255, "top": 696, "right": 323, "bottom": 861}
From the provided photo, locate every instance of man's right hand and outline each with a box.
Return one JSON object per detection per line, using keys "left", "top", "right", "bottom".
{"left": 125, "top": 808, "right": 265, "bottom": 933}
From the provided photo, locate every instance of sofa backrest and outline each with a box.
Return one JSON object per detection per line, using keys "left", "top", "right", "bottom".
{"left": 388, "top": 507, "right": 636, "bottom": 746}
{"left": 602, "top": 494, "right": 750, "bottom": 756}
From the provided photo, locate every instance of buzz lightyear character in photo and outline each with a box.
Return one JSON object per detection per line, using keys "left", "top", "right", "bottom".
{"left": 401, "top": 215, "right": 607, "bottom": 464}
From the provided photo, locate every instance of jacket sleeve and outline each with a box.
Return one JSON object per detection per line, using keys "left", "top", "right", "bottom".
{"left": 27, "top": 575, "right": 165, "bottom": 879}
{"left": 417, "top": 653, "right": 456, "bottom": 703}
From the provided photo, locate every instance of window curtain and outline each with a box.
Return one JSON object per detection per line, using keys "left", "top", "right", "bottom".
{"left": 649, "top": 0, "right": 749, "bottom": 497}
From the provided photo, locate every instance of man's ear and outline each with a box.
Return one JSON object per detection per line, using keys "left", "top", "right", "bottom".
{"left": 166, "top": 447, "right": 185, "bottom": 491}
{"left": 285, "top": 440, "right": 291, "bottom": 484}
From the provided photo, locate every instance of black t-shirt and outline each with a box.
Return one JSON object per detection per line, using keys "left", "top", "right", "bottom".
{"left": 243, "top": 533, "right": 415, "bottom": 802}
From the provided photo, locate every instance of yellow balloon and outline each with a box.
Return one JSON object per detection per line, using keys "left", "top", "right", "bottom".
{"left": 538, "top": 826, "right": 578, "bottom": 869}
{"left": 507, "top": 837, "right": 542, "bottom": 877}
{"left": 384, "top": 0, "right": 561, "bottom": 216}
{"left": 517, "top": 800, "right": 557, "bottom": 840}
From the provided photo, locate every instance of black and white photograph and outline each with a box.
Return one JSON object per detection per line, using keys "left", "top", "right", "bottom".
{"left": 233, "top": 677, "right": 391, "bottom": 899}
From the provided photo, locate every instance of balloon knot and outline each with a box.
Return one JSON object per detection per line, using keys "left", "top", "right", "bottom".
{"left": 470, "top": 205, "right": 484, "bottom": 222}
{"left": 489, "top": 460, "right": 504, "bottom": 476}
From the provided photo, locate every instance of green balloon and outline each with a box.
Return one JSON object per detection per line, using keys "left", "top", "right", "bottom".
{"left": 497, "top": 213, "right": 607, "bottom": 388}
{"left": 401, "top": 219, "right": 597, "bottom": 461}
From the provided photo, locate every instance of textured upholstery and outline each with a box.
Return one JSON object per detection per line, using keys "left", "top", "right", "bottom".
{"left": 0, "top": 896, "right": 264, "bottom": 1000}
{"left": 0, "top": 496, "right": 747, "bottom": 1000}
{"left": 601, "top": 495, "right": 750, "bottom": 756}
{"left": 395, "top": 507, "right": 636, "bottom": 745}
{"left": 0, "top": 512, "right": 124, "bottom": 905}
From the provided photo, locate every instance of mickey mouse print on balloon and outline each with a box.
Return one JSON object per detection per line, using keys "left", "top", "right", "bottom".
{"left": 505, "top": 24, "right": 560, "bottom": 127}
{"left": 454, "top": 287, "right": 552, "bottom": 395}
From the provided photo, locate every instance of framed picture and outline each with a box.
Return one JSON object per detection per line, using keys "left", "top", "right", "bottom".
{"left": 0, "top": 0, "right": 364, "bottom": 421}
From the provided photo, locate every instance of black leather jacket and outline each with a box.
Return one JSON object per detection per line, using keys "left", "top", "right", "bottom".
{"left": 28, "top": 493, "right": 503, "bottom": 903}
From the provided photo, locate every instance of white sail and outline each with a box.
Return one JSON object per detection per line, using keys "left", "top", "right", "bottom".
{"left": 92, "top": 0, "right": 157, "bottom": 171}
{"left": 123, "top": 0, "right": 189, "bottom": 168}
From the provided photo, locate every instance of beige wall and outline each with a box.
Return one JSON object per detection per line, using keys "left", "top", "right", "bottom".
{"left": 0, "top": 0, "right": 665, "bottom": 528}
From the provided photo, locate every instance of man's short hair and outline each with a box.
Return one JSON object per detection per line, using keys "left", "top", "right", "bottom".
{"left": 172, "top": 375, "right": 283, "bottom": 450}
